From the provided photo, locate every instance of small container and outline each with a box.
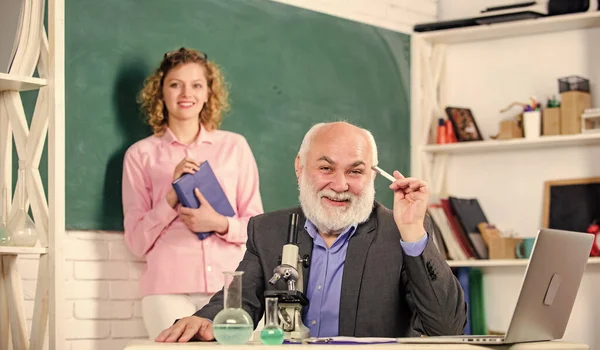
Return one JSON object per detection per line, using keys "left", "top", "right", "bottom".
{"left": 437, "top": 118, "right": 447, "bottom": 144}
{"left": 445, "top": 119, "right": 456, "bottom": 143}
{"left": 523, "top": 111, "right": 541, "bottom": 139}
{"left": 7, "top": 163, "right": 38, "bottom": 247}
{"left": 558, "top": 76, "right": 590, "bottom": 93}
{"left": 0, "top": 188, "right": 10, "bottom": 246}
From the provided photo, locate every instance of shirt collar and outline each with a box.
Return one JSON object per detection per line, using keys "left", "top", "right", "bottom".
{"left": 161, "top": 124, "right": 214, "bottom": 147}
{"left": 304, "top": 218, "right": 358, "bottom": 251}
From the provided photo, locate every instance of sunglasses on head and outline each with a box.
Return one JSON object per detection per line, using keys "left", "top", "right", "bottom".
{"left": 163, "top": 47, "right": 208, "bottom": 60}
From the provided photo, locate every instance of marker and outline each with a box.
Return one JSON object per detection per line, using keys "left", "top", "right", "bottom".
{"left": 372, "top": 166, "right": 396, "bottom": 183}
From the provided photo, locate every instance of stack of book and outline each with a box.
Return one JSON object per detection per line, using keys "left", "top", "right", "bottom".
{"left": 427, "top": 195, "right": 491, "bottom": 261}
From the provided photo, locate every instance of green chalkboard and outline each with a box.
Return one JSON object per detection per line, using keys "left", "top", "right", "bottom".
{"left": 60, "top": 0, "right": 410, "bottom": 230}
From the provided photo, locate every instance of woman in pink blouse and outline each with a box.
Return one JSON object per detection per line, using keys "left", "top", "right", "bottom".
{"left": 121, "top": 47, "right": 264, "bottom": 339}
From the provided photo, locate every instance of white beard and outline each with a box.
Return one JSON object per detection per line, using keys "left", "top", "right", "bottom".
{"left": 298, "top": 175, "right": 374, "bottom": 234}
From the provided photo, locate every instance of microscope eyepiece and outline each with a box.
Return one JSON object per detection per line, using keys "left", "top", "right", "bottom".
{"left": 287, "top": 213, "right": 299, "bottom": 244}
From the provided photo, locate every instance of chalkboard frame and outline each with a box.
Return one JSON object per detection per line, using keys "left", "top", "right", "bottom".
{"left": 543, "top": 177, "right": 600, "bottom": 231}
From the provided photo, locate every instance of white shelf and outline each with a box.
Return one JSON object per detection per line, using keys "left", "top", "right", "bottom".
{"left": 447, "top": 257, "right": 600, "bottom": 268}
{"left": 0, "top": 246, "right": 48, "bottom": 255}
{"left": 0, "top": 72, "right": 47, "bottom": 91}
{"left": 422, "top": 133, "right": 600, "bottom": 155}
{"left": 417, "top": 11, "right": 600, "bottom": 44}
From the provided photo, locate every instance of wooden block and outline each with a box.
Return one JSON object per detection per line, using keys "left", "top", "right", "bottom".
{"left": 477, "top": 223, "right": 501, "bottom": 246}
{"left": 488, "top": 237, "right": 522, "bottom": 260}
{"left": 497, "top": 119, "right": 523, "bottom": 139}
{"left": 560, "top": 91, "right": 591, "bottom": 134}
{"left": 542, "top": 107, "right": 560, "bottom": 136}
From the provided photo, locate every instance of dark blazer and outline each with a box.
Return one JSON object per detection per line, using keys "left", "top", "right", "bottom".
{"left": 195, "top": 202, "right": 467, "bottom": 337}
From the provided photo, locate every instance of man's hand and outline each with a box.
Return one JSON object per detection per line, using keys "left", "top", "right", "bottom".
{"left": 179, "top": 188, "right": 229, "bottom": 234}
{"left": 389, "top": 170, "right": 429, "bottom": 242}
{"left": 155, "top": 316, "right": 214, "bottom": 343}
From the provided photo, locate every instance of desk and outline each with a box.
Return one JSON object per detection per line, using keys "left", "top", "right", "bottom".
{"left": 124, "top": 340, "right": 589, "bottom": 349}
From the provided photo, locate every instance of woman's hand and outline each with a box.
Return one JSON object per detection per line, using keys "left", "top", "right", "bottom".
{"left": 173, "top": 157, "right": 200, "bottom": 181}
{"left": 179, "top": 189, "right": 229, "bottom": 234}
{"left": 167, "top": 158, "right": 201, "bottom": 208}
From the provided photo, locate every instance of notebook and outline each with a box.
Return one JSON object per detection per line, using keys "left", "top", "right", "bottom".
{"left": 172, "top": 161, "right": 235, "bottom": 240}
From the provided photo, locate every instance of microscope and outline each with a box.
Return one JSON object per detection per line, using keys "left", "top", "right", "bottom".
{"left": 265, "top": 213, "right": 310, "bottom": 340}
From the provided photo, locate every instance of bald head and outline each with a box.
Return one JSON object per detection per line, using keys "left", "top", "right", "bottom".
{"left": 297, "top": 122, "right": 378, "bottom": 168}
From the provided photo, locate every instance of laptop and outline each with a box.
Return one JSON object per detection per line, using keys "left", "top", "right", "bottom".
{"left": 398, "top": 228, "right": 593, "bottom": 344}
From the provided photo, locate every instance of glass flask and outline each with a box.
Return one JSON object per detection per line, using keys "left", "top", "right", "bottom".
{"left": 260, "top": 297, "right": 284, "bottom": 345}
{"left": 212, "top": 271, "right": 253, "bottom": 345}
{"left": 7, "top": 167, "right": 38, "bottom": 247}
{"left": 0, "top": 188, "right": 10, "bottom": 245}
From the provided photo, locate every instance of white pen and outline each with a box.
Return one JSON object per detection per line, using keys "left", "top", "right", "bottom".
{"left": 372, "top": 166, "right": 396, "bottom": 183}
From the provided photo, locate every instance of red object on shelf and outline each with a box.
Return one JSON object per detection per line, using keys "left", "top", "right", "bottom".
{"left": 587, "top": 221, "right": 600, "bottom": 257}
{"left": 446, "top": 119, "right": 457, "bottom": 143}
{"left": 437, "top": 118, "right": 447, "bottom": 144}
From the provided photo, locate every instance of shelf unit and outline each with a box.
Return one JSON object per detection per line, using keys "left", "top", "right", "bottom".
{"left": 411, "top": 11, "right": 600, "bottom": 191}
{"left": 422, "top": 133, "right": 600, "bottom": 155}
{"left": 417, "top": 11, "right": 600, "bottom": 45}
{"left": 0, "top": 0, "right": 65, "bottom": 349}
{"left": 411, "top": 9, "right": 600, "bottom": 348}
{"left": 446, "top": 257, "right": 600, "bottom": 268}
{"left": 0, "top": 246, "right": 48, "bottom": 255}
{"left": 0, "top": 73, "right": 47, "bottom": 92}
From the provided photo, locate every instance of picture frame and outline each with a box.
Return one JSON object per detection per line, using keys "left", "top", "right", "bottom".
{"left": 445, "top": 107, "right": 483, "bottom": 142}
{"left": 542, "top": 177, "right": 600, "bottom": 232}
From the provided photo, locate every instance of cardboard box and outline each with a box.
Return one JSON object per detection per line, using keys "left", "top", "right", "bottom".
{"left": 488, "top": 237, "right": 522, "bottom": 260}
{"left": 560, "top": 91, "right": 591, "bottom": 134}
{"left": 543, "top": 107, "right": 560, "bottom": 136}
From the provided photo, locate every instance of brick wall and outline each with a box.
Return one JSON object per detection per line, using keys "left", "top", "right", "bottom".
{"left": 19, "top": 232, "right": 145, "bottom": 350}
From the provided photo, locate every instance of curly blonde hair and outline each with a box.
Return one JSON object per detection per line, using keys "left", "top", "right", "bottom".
{"left": 138, "top": 47, "right": 230, "bottom": 134}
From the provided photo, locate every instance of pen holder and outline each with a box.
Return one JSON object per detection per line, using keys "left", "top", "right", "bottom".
{"left": 523, "top": 111, "right": 541, "bottom": 139}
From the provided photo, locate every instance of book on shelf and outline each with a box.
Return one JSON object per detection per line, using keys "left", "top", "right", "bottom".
{"left": 449, "top": 196, "right": 490, "bottom": 259}
{"left": 428, "top": 195, "right": 494, "bottom": 261}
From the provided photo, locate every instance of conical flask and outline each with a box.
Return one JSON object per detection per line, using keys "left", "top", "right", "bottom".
{"left": 0, "top": 188, "right": 10, "bottom": 245}
{"left": 212, "top": 271, "right": 253, "bottom": 344}
{"left": 7, "top": 166, "right": 38, "bottom": 247}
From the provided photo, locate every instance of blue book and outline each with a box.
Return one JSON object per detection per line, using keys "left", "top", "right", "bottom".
{"left": 455, "top": 267, "right": 471, "bottom": 335}
{"left": 171, "top": 161, "right": 235, "bottom": 240}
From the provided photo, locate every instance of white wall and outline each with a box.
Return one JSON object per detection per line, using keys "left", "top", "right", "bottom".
{"left": 272, "top": 0, "right": 437, "bottom": 33}
{"left": 438, "top": 0, "right": 600, "bottom": 20}
{"left": 12, "top": 2, "right": 438, "bottom": 350}
{"left": 438, "top": 0, "right": 529, "bottom": 20}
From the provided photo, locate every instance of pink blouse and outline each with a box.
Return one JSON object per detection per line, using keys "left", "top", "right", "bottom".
{"left": 122, "top": 126, "right": 263, "bottom": 296}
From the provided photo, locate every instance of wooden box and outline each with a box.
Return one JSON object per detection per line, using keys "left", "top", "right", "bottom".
{"left": 497, "top": 119, "right": 523, "bottom": 139}
{"left": 542, "top": 107, "right": 560, "bottom": 136}
{"left": 560, "top": 91, "right": 591, "bottom": 134}
{"left": 488, "top": 237, "right": 522, "bottom": 260}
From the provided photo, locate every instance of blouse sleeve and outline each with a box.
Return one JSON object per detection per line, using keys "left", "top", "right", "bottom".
{"left": 122, "top": 147, "right": 178, "bottom": 257}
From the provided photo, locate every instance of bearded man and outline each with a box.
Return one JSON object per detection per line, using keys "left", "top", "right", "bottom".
{"left": 156, "top": 122, "right": 467, "bottom": 343}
